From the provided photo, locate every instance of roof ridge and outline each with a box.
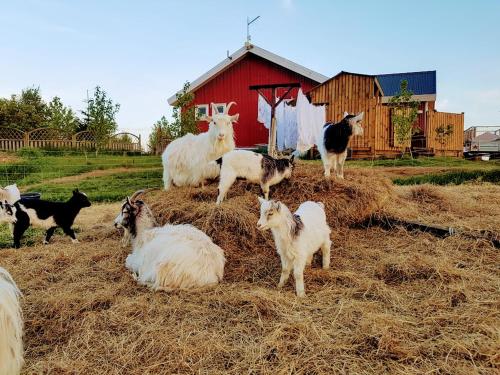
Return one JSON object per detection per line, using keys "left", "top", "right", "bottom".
{"left": 376, "top": 70, "right": 436, "bottom": 77}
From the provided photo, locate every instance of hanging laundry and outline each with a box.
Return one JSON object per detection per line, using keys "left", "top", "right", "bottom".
{"left": 295, "top": 89, "right": 326, "bottom": 152}
{"left": 257, "top": 94, "right": 271, "bottom": 129}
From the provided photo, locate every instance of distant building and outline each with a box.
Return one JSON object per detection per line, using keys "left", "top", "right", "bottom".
{"left": 309, "top": 71, "right": 464, "bottom": 157}
{"left": 168, "top": 43, "right": 327, "bottom": 147}
{"left": 169, "top": 45, "right": 464, "bottom": 156}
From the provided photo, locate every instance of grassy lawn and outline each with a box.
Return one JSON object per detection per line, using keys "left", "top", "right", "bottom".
{"left": 393, "top": 168, "right": 500, "bottom": 185}
{"left": 33, "top": 169, "right": 163, "bottom": 202}
{"left": 0, "top": 151, "right": 161, "bottom": 187}
{"left": 304, "top": 156, "right": 500, "bottom": 169}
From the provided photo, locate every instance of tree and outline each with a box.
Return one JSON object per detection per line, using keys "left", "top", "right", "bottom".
{"left": 82, "top": 86, "right": 120, "bottom": 154}
{"left": 116, "top": 133, "right": 133, "bottom": 143}
{"left": 170, "top": 81, "right": 199, "bottom": 138}
{"left": 0, "top": 87, "right": 49, "bottom": 131}
{"left": 435, "top": 124, "right": 454, "bottom": 155}
{"left": 388, "top": 80, "right": 419, "bottom": 158}
{"left": 46, "top": 96, "right": 78, "bottom": 135}
{"left": 148, "top": 116, "right": 173, "bottom": 155}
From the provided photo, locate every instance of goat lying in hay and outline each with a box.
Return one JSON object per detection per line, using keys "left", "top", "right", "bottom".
{"left": 11, "top": 189, "right": 91, "bottom": 248}
{"left": 257, "top": 197, "right": 331, "bottom": 297}
{"left": 216, "top": 150, "right": 295, "bottom": 204}
{"left": 114, "top": 191, "right": 226, "bottom": 291}
{"left": 162, "top": 102, "right": 239, "bottom": 190}
{"left": 0, "top": 267, "right": 23, "bottom": 375}
{"left": 318, "top": 111, "right": 364, "bottom": 179}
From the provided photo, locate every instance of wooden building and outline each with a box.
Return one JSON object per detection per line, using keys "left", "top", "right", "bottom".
{"left": 168, "top": 43, "right": 327, "bottom": 147}
{"left": 309, "top": 71, "right": 464, "bottom": 157}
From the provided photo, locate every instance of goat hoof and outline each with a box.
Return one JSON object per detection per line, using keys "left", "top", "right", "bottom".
{"left": 296, "top": 292, "right": 306, "bottom": 298}
{"left": 71, "top": 239, "right": 79, "bottom": 244}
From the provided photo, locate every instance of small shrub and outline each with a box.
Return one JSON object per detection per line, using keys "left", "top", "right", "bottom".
{"left": 17, "top": 147, "right": 43, "bottom": 158}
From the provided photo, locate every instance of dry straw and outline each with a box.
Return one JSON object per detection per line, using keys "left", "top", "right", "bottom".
{"left": 0, "top": 163, "right": 498, "bottom": 374}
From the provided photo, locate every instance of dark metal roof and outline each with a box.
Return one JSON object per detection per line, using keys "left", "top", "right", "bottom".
{"left": 376, "top": 71, "right": 436, "bottom": 97}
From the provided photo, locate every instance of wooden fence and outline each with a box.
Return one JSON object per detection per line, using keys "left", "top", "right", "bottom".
{"left": 0, "top": 128, "right": 142, "bottom": 152}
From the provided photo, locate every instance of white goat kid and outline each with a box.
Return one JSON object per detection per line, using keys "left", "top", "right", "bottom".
{"left": 114, "top": 192, "right": 226, "bottom": 291}
{"left": 257, "top": 198, "right": 331, "bottom": 297}
{"left": 216, "top": 150, "right": 294, "bottom": 204}
{"left": 0, "top": 184, "right": 21, "bottom": 204}
{"left": 317, "top": 111, "right": 364, "bottom": 179}
{"left": 162, "top": 102, "right": 239, "bottom": 190}
{"left": 0, "top": 267, "right": 23, "bottom": 375}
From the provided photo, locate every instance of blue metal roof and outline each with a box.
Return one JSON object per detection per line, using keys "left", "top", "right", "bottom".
{"left": 376, "top": 71, "right": 436, "bottom": 96}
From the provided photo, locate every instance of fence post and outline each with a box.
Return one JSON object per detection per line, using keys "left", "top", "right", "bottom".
{"left": 23, "top": 132, "right": 29, "bottom": 148}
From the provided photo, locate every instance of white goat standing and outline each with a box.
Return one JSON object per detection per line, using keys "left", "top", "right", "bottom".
{"left": 257, "top": 197, "right": 331, "bottom": 297}
{"left": 216, "top": 150, "right": 294, "bottom": 204}
{"left": 114, "top": 192, "right": 226, "bottom": 291}
{"left": 0, "top": 267, "right": 23, "bottom": 375}
{"left": 162, "top": 102, "right": 239, "bottom": 190}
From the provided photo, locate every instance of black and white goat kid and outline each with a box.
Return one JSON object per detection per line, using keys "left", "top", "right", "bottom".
{"left": 216, "top": 150, "right": 294, "bottom": 204}
{"left": 317, "top": 111, "right": 364, "bottom": 179}
{"left": 11, "top": 189, "right": 91, "bottom": 248}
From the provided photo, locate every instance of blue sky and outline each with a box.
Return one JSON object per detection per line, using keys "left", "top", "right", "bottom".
{"left": 1, "top": 0, "right": 499, "bottom": 142}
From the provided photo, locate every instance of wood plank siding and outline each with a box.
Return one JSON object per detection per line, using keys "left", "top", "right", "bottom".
{"left": 309, "top": 72, "right": 464, "bottom": 158}
{"left": 426, "top": 111, "right": 464, "bottom": 156}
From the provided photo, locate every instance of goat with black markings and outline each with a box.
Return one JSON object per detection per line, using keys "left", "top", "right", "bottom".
{"left": 114, "top": 190, "right": 226, "bottom": 291}
{"left": 257, "top": 197, "right": 331, "bottom": 297}
{"left": 318, "top": 111, "right": 364, "bottom": 179}
{"left": 216, "top": 150, "right": 294, "bottom": 204}
{"left": 11, "top": 189, "right": 91, "bottom": 248}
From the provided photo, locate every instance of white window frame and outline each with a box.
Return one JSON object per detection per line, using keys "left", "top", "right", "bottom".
{"left": 195, "top": 104, "right": 209, "bottom": 119}
{"left": 213, "top": 103, "right": 226, "bottom": 115}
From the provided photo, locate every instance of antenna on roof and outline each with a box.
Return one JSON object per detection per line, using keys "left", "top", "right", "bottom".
{"left": 246, "top": 15, "right": 260, "bottom": 45}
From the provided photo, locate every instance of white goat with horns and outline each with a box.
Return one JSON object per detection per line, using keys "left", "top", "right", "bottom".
{"left": 257, "top": 198, "right": 331, "bottom": 297}
{"left": 0, "top": 267, "right": 23, "bottom": 375}
{"left": 114, "top": 190, "right": 226, "bottom": 291}
{"left": 162, "top": 102, "right": 239, "bottom": 190}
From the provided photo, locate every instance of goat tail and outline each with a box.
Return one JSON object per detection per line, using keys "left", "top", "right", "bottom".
{"left": 0, "top": 267, "right": 23, "bottom": 375}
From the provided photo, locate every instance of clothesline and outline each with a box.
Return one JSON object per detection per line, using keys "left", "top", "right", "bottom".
{"left": 257, "top": 89, "right": 326, "bottom": 153}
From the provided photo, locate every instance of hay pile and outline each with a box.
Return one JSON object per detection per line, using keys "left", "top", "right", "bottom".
{"left": 0, "top": 163, "right": 498, "bottom": 374}
{"left": 141, "top": 164, "right": 392, "bottom": 282}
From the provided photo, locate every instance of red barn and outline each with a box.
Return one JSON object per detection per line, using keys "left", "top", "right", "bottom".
{"left": 167, "top": 43, "right": 328, "bottom": 147}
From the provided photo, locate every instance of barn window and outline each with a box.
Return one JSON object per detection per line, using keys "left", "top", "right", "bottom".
{"left": 195, "top": 104, "right": 209, "bottom": 119}
{"left": 213, "top": 103, "right": 226, "bottom": 115}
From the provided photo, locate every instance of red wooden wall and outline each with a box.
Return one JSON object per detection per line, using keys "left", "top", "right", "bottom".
{"left": 192, "top": 54, "right": 320, "bottom": 147}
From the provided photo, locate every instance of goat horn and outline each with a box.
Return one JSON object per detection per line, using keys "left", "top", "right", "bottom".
{"left": 130, "top": 190, "right": 145, "bottom": 202}
{"left": 225, "top": 102, "right": 236, "bottom": 114}
{"left": 211, "top": 103, "right": 218, "bottom": 115}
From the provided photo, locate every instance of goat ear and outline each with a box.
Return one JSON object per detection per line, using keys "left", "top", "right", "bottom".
{"left": 230, "top": 113, "right": 239, "bottom": 123}
{"left": 274, "top": 202, "right": 281, "bottom": 212}
{"left": 289, "top": 154, "right": 295, "bottom": 163}
{"left": 73, "top": 189, "right": 79, "bottom": 195}
{"left": 343, "top": 111, "right": 349, "bottom": 118}
{"left": 257, "top": 196, "right": 266, "bottom": 204}
{"left": 355, "top": 111, "right": 364, "bottom": 120}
